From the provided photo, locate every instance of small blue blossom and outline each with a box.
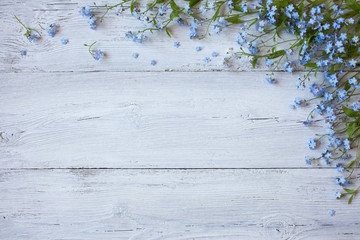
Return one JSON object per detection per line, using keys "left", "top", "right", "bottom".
{"left": 46, "top": 23, "right": 58, "bottom": 37}
{"left": 266, "top": 77, "right": 276, "bottom": 84}
{"left": 329, "top": 210, "right": 335, "bottom": 216}
{"left": 344, "top": 139, "right": 351, "bottom": 150}
{"left": 310, "top": 84, "right": 324, "bottom": 97}
{"left": 212, "top": 51, "right": 218, "bottom": 57}
{"left": 289, "top": 104, "right": 295, "bottom": 110}
{"left": 20, "top": 50, "right": 26, "bottom": 56}
{"left": 308, "top": 138, "right": 317, "bottom": 150}
{"left": 305, "top": 156, "right": 312, "bottom": 165}
{"left": 294, "top": 97, "right": 303, "bottom": 107}
{"left": 352, "top": 102, "right": 360, "bottom": 111}
{"left": 132, "top": 53, "right": 139, "bottom": 59}
{"left": 151, "top": 60, "right": 157, "bottom": 66}
{"left": 174, "top": 42, "right": 180, "bottom": 48}
{"left": 303, "top": 120, "right": 312, "bottom": 127}
{"left": 195, "top": 46, "right": 202, "bottom": 52}
{"left": 349, "top": 59, "right": 357, "bottom": 68}
{"left": 349, "top": 77, "right": 357, "bottom": 85}
{"left": 337, "top": 89, "right": 347, "bottom": 101}
{"left": 203, "top": 57, "right": 211, "bottom": 63}
{"left": 324, "top": 92, "right": 333, "bottom": 102}
{"left": 337, "top": 165, "right": 344, "bottom": 173}
{"left": 61, "top": 38, "right": 68, "bottom": 45}
{"left": 335, "top": 192, "right": 341, "bottom": 199}
{"left": 91, "top": 49, "right": 104, "bottom": 61}
{"left": 27, "top": 34, "right": 40, "bottom": 42}
{"left": 339, "top": 176, "right": 346, "bottom": 184}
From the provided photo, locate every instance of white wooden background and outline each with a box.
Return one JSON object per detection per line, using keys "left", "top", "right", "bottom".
{"left": 1, "top": 1, "right": 360, "bottom": 239}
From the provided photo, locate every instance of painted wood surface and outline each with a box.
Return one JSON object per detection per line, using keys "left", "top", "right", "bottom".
{"left": 1, "top": 0, "right": 359, "bottom": 239}
{"left": 1, "top": 169, "right": 360, "bottom": 240}
{"left": 0, "top": 72, "right": 321, "bottom": 169}
{"left": 0, "top": 0, "right": 301, "bottom": 73}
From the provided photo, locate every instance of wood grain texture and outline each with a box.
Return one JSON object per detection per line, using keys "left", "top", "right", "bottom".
{"left": 0, "top": 72, "right": 322, "bottom": 169}
{"left": 1, "top": 169, "right": 359, "bottom": 240}
{"left": 1, "top": 1, "right": 359, "bottom": 239}
{"left": 0, "top": 0, "right": 302, "bottom": 73}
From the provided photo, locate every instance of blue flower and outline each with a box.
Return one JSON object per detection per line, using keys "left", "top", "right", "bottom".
{"left": 266, "top": 77, "right": 276, "bottom": 84}
{"left": 289, "top": 104, "right": 295, "bottom": 110}
{"left": 115, "top": 6, "right": 125, "bottom": 16}
{"left": 339, "top": 176, "right": 346, "bottom": 184}
{"left": 303, "top": 120, "right": 312, "bottom": 127}
{"left": 335, "top": 192, "right": 341, "bottom": 199}
{"left": 27, "top": 34, "right": 40, "bottom": 42}
{"left": 353, "top": 36, "right": 359, "bottom": 43}
{"left": 310, "top": 84, "right": 324, "bottom": 97}
{"left": 337, "top": 89, "right": 347, "bottom": 101}
{"left": 92, "top": 49, "right": 104, "bottom": 61}
{"left": 125, "top": 31, "right": 148, "bottom": 43}
{"left": 307, "top": 138, "right": 317, "bottom": 150}
{"left": 151, "top": 60, "right": 157, "bottom": 66}
{"left": 195, "top": 46, "right": 202, "bottom": 52}
{"left": 329, "top": 210, "right": 335, "bottom": 216}
{"left": 295, "top": 77, "right": 305, "bottom": 89}
{"left": 20, "top": 50, "right": 26, "bottom": 56}
{"left": 344, "top": 139, "right": 351, "bottom": 150}
{"left": 174, "top": 42, "right": 180, "bottom": 48}
{"left": 337, "top": 166, "right": 344, "bottom": 172}
{"left": 46, "top": 23, "right": 58, "bottom": 37}
{"left": 212, "top": 51, "right": 218, "bottom": 57}
{"left": 132, "top": 53, "right": 139, "bottom": 59}
{"left": 352, "top": 102, "right": 360, "bottom": 111}
{"left": 294, "top": 97, "right": 303, "bottom": 107}
{"left": 305, "top": 156, "right": 312, "bottom": 165}
{"left": 203, "top": 57, "right": 211, "bottom": 63}
{"left": 79, "top": 6, "right": 97, "bottom": 29}
{"left": 325, "top": 128, "right": 334, "bottom": 136}
{"left": 348, "top": 77, "right": 357, "bottom": 85}
{"left": 199, "top": 5, "right": 207, "bottom": 15}
{"left": 61, "top": 38, "right": 68, "bottom": 45}
{"left": 324, "top": 92, "right": 333, "bottom": 102}
{"left": 349, "top": 59, "right": 357, "bottom": 68}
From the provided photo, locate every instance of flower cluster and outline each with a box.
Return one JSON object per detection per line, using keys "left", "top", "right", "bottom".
{"left": 14, "top": 15, "right": 40, "bottom": 42}
{"left": 79, "top": 6, "right": 97, "bottom": 30}
{"left": 72, "top": 0, "right": 360, "bottom": 209}
{"left": 46, "top": 23, "right": 58, "bottom": 37}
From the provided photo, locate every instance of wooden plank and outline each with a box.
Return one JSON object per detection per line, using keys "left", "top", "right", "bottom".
{"left": 0, "top": 169, "right": 358, "bottom": 239}
{"left": 0, "top": 72, "right": 321, "bottom": 169}
{"left": 0, "top": 0, "right": 300, "bottom": 72}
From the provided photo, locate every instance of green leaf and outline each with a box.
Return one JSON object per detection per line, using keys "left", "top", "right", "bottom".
{"left": 344, "top": 82, "right": 351, "bottom": 91}
{"left": 252, "top": 57, "right": 258, "bottom": 69}
{"left": 343, "top": 106, "right": 360, "bottom": 118}
{"left": 170, "top": 0, "right": 180, "bottom": 14}
{"left": 130, "top": 0, "right": 138, "bottom": 12}
{"left": 304, "top": 63, "right": 317, "bottom": 68}
{"left": 165, "top": 28, "right": 171, "bottom": 38}
{"left": 266, "top": 50, "right": 286, "bottom": 59}
{"left": 344, "top": 188, "right": 356, "bottom": 194}
{"left": 345, "top": 0, "right": 360, "bottom": 11}
{"left": 225, "top": 15, "right": 244, "bottom": 24}
{"left": 189, "top": 0, "right": 201, "bottom": 7}
{"left": 346, "top": 159, "right": 356, "bottom": 168}
{"left": 211, "top": 4, "right": 222, "bottom": 21}
{"left": 347, "top": 122, "right": 355, "bottom": 137}
{"left": 169, "top": 12, "right": 179, "bottom": 19}
{"left": 348, "top": 194, "right": 354, "bottom": 204}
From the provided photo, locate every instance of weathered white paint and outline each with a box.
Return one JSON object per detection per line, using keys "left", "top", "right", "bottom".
{"left": 1, "top": 1, "right": 359, "bottom": 239}
{"left": 0, "top": 72, "right": 322, "bottom": 169}
{"left": 1, "top": 169, "right": 359, "bottom": 240}
{"left": 0, "top": 0, "right": 301, "bottom": 73}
